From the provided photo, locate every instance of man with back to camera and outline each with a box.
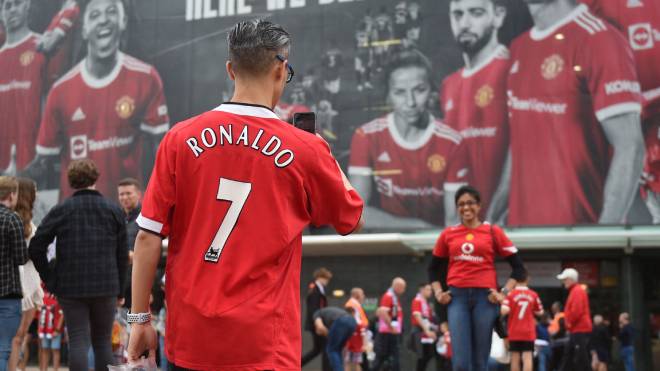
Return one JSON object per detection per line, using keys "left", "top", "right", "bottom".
{"left": 441, "top": 0, "right": 511, "bottom": 216}
{"left": 488, "top": 0, "right": 645, "bottom": 225}
{"left": 126, "top": 19, "right": 364, "bottom": 369}
{"left": 557, "top": 268, "right": 592, "bottom": 371}
{"left": 303, "top": 268, "right": 333, "bottom": 370}
{"left": 27, "top": 0, "right": 170, "bottom": 200}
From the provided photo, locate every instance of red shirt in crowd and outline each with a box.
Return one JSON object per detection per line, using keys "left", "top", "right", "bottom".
{"left": 440, "top": 45, "right": 511, "bottom": 214}
{"left": 564, "top": 283, "right": 593, "bottom": 334}
{"left": 507, "top": 4, "right": 642, "bottom": 225}
{"left": 345, "top": 297, "right": 368, "bottom": 353}
{"left": 37, "top": 52, "right": 170, "bottom": 199}
{"left": 38, "top": 292, "right": 63, "bottom": 339}
{"left": 378, "top": 289, "right": 403, "bottom": 334}
{"left": 502, "top": 286, "right": 544, "bottom": 341}
{"left": 411, "top": 293, "right": 435, "bottom": 342}
{"left": 433, "top": 223, "right": 517, "bottom": 289}
{"left": 137, "top": 103, "right": 363, "bottom": 370}
{"left": 348, "top": 113, "right": 468, "bottom": 225}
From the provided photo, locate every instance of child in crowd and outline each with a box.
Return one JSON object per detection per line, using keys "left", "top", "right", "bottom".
{"left": 38, "top": 289, "right": 64, "bottom": 371}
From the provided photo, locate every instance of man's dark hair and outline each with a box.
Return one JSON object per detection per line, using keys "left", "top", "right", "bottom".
{"left": 67, "top": 159, "right": 100, "bottom": 190}
{"left": 118, "top": 177, "right": 141, "bottom": 189}
{"left": 227, "top": 19, "right": 291, "bottom": 76}
{"left": 313, "top": 267, "right": 333, "bottom": 280}
{"left": 450, "top": 0, "right": 506, "bottom": 7}
{"left": 383, "top": 48, "right": 433, "bottom": 90}
{"left": 454, "top": 185, "right": 481, "bottom": 206}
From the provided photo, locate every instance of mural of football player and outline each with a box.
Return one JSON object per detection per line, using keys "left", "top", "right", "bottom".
{"left": 348, "top": 49, "right": 469, "bottom": 230}
{"left": 490, "top": 0, "right": 645, "bottom": 225}
{"left": 440, "top": 0, "right": 510, "bottom": 216}
{"left": 27, "top": 0, "right": 169, "bottom": 199}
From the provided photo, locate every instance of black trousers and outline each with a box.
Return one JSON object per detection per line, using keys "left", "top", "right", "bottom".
{"left": 416, "top": 343, "right": 443, "bottom": 371}
{"left": 301, "top": 330, "right": 330, "bottom": 371}
{"left": 559, "top": 332, "right": 591, "bottom": 371}
{"left": 371, "top": 333, "right": 400, "bottom": 371}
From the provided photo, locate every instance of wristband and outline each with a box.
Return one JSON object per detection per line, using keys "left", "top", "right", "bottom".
{"left": 500, "top": 287, "right": 510, "bottom": 296}
{"left": 127, "top": 311, "right": 152, "bottom": 324}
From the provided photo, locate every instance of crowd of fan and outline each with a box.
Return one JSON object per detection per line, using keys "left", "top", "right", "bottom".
{"left": 302, "top": 268, "right": 638, "bottom": 371}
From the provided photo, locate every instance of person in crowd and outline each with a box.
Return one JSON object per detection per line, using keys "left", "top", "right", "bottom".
{"left": 536, "top": 312, "right": 552, "bottom": 371}
{"left": 618, "top": 312, "right": 635, "bottom": 371}
{"left": 441, "top": 0, "right": 510, "bottom": 216}
{"left": 557, "top": 268, "right": 592, "bottom": 371}
{"left": 29, "top": 159, "right": 128, "bottom": 371}
{"left": 411, "top": 283, "right": 438, "bottom": 371}
{"left": 428, "top": 185, "right": 526, "bottom": 371}
{"left": 501, "top": 272, "right": 544, "bottom": 371}
{"left": 117, "top": 178, "right": 141, "bottom": 308}
{"left": 345, "top": 287, "right": 368, "bottom": 371}
{"left": 348, "top": 49, "right": 468, "bottom": 230}
{"left": 578, "top": 0, "right": 660, "bottom": 224}
{"left": 303, "top": 268, "right": 333, "bottom": 370}
{"left": 438, "top": 321, "right": 452, "bottom": 371}
{"left": 591, "top": 314, "right": 611, "bottom": 371}
{"left": 489, "top": 0, "right": 644, "bottom": 226}
{"left": 0, "top": 176, "right": 28, "bottom": 371}
{"left": 27, "top": 0, "right": 170, "bottom": 200}
{"left": 9, "top": 178, "right": 44, "bottom": 371}
{"left": 549, "top": 301, "right": 568, "bottom": 370}
{"left": 38, "top": 289, "right": 63, "bottom": 371}
{"left": 127, "top": 19, "right": 363, "bottom": 369}
{"left": 371, "top": 277, "right": 406, "bottom": 371}
{"left": 313, "top": 307, "right": 359, "bottom": 371}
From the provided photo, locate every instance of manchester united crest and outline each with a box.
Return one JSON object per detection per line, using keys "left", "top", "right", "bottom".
{"left": 115, "top": 96, "right": 135, "bottom": 119}
{"left": 19, "top": 51, "right": 35, "bottom": 67}
{"left": 427, "top": 154, "right": 446, "bottom": 173}
{"left": 541, "top": 54, "right": 564, "bottom": 80}
{"left": 474, "top": 85, "right": 494, "bottom": 108}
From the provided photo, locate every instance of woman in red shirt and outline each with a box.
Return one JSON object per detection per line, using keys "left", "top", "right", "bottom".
{"left": 428, "top": 185, "right": 526, "bottom": 371}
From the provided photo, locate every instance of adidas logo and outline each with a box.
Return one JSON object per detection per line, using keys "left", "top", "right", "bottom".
{"left": 71, "top": 107, "right": 86, "bottom": 121}
{"left": 510, "top": 60, "right": 519, "bottom": 74}
{"left": 377, "top": 151, "right": 391, "bottom": 162}
{"left": 445, "top": 99, "right": 454, "bottom": 112}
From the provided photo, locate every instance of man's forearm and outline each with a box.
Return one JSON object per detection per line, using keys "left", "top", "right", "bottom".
{"left": 131, "top": 230, "right": 162, "bottom": 314}
{"left": 600, "top": 147, "right": 644, "bottom": 223}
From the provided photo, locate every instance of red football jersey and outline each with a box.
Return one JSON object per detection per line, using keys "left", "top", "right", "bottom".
{"left": 0, "top": 33, "right": 46, "bottom": 171}
{"left": 503, "top": 286, "right": 544, "bottom": 342}
{"left": 433, "top": 223, "right": 517, "bottom": 289}
{"left": 348, "top": 113, "right": 468, "bottom": 225}
{"left": 378, "top": 289, "right": 403, "bottom": 334}
{"left": 507, "top": 4, "right": 642, "bottom": 225}
{"left": 411, "top": 293, "right": 432, "bottom": 327}
{"left": 36, "top": 52, "right": 169, "bottom": 199}
{"left": 440, "top": 45, "right": 511, "bottom": 213}
{"left": 137, "top": 103, "right": 363, "bottom": 370}
{"left": 44, "top": 0, "right": 80, "bottom": 83}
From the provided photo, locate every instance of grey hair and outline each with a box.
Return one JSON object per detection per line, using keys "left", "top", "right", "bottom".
{"left": 227, "top": 19, "right": 291, "bottom": 75}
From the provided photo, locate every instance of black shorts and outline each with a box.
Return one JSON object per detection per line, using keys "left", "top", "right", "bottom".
{"left": 595, "top": 348, "right": 611, "bottom": 363}
{"left": 509, "top": 340, "right": 535, "bottom": 352}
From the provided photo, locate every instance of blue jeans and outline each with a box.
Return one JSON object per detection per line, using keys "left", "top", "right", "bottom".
{"left": 537, "top": 345, "right": 551, "bottom": 371}
{"left": 0, "top": 299, "right": 22, "bottom": 371}
{"left": 326, "top": 316, "right": 357, "bottom": 371}
{"left": 447, "top": 287, "right": 498, "bottom": 371}
{"left": 620, "top": 346, "right": 635, "bottom": 371}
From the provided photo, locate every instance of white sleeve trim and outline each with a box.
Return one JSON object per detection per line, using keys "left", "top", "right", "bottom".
{"left": 502, "top": 246, "right": 519, "bottom": 254}
{"left": 36, "top": 145, "right": 61, "bottom": 155}
{"left": 140, "top": 122, "right": 169, "bottom": 135}
{"left": 347, "top": 166, "right": 372, "bottom": 176}
{"left": 443, "top": 182, "right": 467, "bottom": 192}
{"left": 53, "top": 27, "right": 66, "bottom": 37}
{"left": 136, "top": 214, "right": 164, "bottom": 234}
{"left": 595, "top": 102, "right": 642, "bottom": 122}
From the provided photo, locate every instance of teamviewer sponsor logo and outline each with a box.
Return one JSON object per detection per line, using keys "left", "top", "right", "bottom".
{"left": 604, "top": 80, "right": 641, "bottom": 95}
{"left": 88, "top": 136, "right": 134, "bottom": 151}
{"left": 70, "top": 135, "right": 88, "bottom": 159}
{"left": 507, "top": 91, "right": 567, "bottom": 115}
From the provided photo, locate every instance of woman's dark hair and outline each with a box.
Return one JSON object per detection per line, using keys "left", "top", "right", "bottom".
{"left": 454, "top": 185, "right": 481, "bottom": 206}
{"left": 383, "top": 48, "right": 434, "bottom": 94}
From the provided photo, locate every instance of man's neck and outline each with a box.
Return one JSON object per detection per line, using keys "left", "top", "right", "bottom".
{"left": 530, "top": 0, "right": 577, "bottom": 31}
{"left": 231, "top": 80, "right": 275, "bottom": 109}
{"left": 6, "top": 27, "right": 30, "bottom": 46}
{"left": 0, "top": 200, "right": 12, "bottom": 209}
{"left": 86, "top": 53, "right": 119, "bottom": 79}
{"left": 464, "top": 36, "right": 500, "bottom": 70}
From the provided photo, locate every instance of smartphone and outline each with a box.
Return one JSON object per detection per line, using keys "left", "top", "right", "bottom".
{"left": 293, "top": 112, "right": 316, "bottom": 134}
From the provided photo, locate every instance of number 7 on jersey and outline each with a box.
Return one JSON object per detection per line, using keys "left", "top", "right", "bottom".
{"left": 204, "top": 178, "right": 252, "bottom": 263}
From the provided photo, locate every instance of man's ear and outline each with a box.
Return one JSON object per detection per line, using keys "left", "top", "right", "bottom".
{"left": 274, "top": 59, "right": 286, "bottom": 84}
{"left": 226, "top": 61, "right": 236, "bottom": 81}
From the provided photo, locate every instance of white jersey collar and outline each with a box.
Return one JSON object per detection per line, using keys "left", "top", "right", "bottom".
{"left": 462, "top": 45, "right": 508, "bottom": 78}
{"left": 387, "top": 112, "right": 436, "bottom": 151}
{"left": 213, "top": 102, "right": 280, "bottom": 119}
{"left": 80, "top": 52, "right": 124, "bottom": 89}
{"left": 0, "top": 32, "right": 35, "bottom": 51}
